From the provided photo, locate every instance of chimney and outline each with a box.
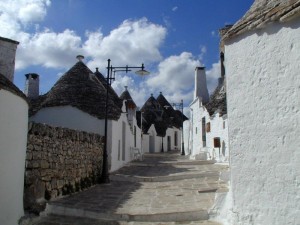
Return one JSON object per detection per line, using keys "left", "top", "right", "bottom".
{"left": 218, "top": 25, "right": 233, "bottom": 81}
{"left": 0, "top": 37, "right": 19, "bottom": 82}
{"left": 76, "top": 55, "right": 84, "bottom": 62}
{"left": 24, "top": 73, "right": 39, "bottom": 99}
{"left": 219, "top": 25, "right": 233, "bottom": 54}
{"left": 194, "top": 67, "right": 209, "bottom": 104}
{"left": 219, "top": 52, "right": 225, "bottom": 85}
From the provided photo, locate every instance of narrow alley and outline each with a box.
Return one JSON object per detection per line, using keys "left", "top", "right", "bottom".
{"left": 26, "top": 151, "right": 228, "bottom": 225}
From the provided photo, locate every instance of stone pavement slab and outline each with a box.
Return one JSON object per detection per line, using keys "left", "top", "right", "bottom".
{"left": 31, "top": 151, "right": 228, "bottom": 224}
{"left": 28, "top": 214, "right": 221, "bottom": 225}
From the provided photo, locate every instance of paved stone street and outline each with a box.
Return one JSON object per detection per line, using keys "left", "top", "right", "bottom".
{"left": 26, "top": 151, "right": 228, "bottom": 225}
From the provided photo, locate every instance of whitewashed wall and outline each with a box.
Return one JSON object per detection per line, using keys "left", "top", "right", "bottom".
{"left": 206, "top": 113, "right": 229, "bottom": 162}
{"left": 183, "top": 120, "right": 191, "bottom": 155}
{"left": 225, "top": 19, "right": 300, "bottom": 225}
{"left": 0, "top": 90, "right": 28, "bottom": 225}
{"left": 110, "top": 108, "right": 142, "bottom": 172}
{"left": 142, "top": 125, "right": 159, "bottom": 153}
{"left": 189, "top": 98, "right": 208, "bottom": 158}
{"left": 30, "top": 106, "right": 105, "bottom": 135}
{"left": 165, "top": 127, "right": 181, "bottom": 152}
{"left": 189, "top": 98, "right": 228, "bottom": 162}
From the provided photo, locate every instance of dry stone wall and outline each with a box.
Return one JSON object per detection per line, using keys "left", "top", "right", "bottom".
{"left": 24, "top": 122, "right": 103, "bottom": 213}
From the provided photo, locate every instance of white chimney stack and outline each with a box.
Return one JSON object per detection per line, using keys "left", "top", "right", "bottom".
{"left": 24, "top": 73, "right": 39, "bottom": 99}
{"left": 0, "top": 37, "right": 19, "bottom": 82}
{"left": 194, "top": 67, "right": 209, "bottom": 104}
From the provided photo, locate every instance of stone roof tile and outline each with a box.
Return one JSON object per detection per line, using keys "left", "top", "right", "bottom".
{"left": 205, "top": 80, "right": 227, "bottom": 116}
{"left": 224, "top": 0, "right": 300, "bottom": 40}
{"left": 29, "top": 61, "right": 122, "bottom": 120}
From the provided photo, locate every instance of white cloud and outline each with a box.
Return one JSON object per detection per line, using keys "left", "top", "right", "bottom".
{"left": 172, "top": 6, "right": 178, "bottom": 12}
{"left": 0, "top": 0, "right": 167, "bottom": 72}
{"left": 144, "top": 52, "right": 202, "bottom": 105}
{"left": 199, "top": 45, "right": 207, "bottom": 60}
{"left": 0, "top": 0, "right": 50, "bottom": 26}
{"left": 18, "top": 1, "right": 50, "bottom": 24}
{"left": 16, "top": 29, "right": 82, "bottom": 69}
{"left": 107, "top": 52, "right": 203, "bottom": 108}
{"left": 0, "top": 0, "right": 220, "bottom": 110}
{"left": 85, "top": 18, "right": 167, "bottom": 71}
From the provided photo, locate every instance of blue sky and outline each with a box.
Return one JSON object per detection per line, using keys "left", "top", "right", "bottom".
{"left": 0, "top": 0, "right": 253, "bottom": 111}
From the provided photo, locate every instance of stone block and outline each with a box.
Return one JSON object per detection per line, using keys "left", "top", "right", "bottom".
{"left": 41, "top": 160, "right": 49, "bottom": 169}
{"left": 26, "top": 152, "right": 33, "bottom": 160}
{"left": 51, "top": 178, "right": 57, "bottom": 189}
{"left": 57, "top": 180, "right": 64, "bottom": 189}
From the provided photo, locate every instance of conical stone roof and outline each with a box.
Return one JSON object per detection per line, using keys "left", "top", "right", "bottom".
{"left": 156, "top": 92, "right": 187, "bottom": 129}
{"left": 30, "top": 61, "right": 122, "bottom": 120}
{"left": 204, "top": 80, "right": 227, "bottom": 116}
{"left": 94, "top": 68, "right": 122, "bottom": 108}
{"left": 140, "top": 94, "right": 168, "bottom": 136}
{"left": 120, "top": 86, "right": 137, "bottom": 109}
{"left": 224, "top": 0, "right": 300, "bottom": 40}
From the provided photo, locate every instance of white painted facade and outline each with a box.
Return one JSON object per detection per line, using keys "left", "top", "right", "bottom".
{"left": 110, "top": 102, "right": 142, "bottom": 171}
{"left": 183, "top": 120, "right": 191, "bottom": 155}
{"left": 186, "top": 66, "right": 229, "bottom": 162}
{"left": 187, "top": 97, "right": 229, "bottom": 162}
{"left": 165, "top": 127, "right": 181, "bottom": 152}
{"left": 30, "top": 106, "right": 106, "bottom": 135}
{"left": 225, "top": 19, "right": 300, "bottom": 225}
{"left": 0, "top": 89, "right": 28, "bottom": 225}
{"left": 142, "top": 125, "right": 181, "bottom": 154}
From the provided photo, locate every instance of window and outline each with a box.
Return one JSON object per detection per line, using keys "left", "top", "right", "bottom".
{"left": 214, "top": 137, "right": 221, "bottom": 148}
{"left": 206, "top": 122, "right": 211, "bottom": 133}
{"left": 202, "top": 117, "right": 206, "bottom": 147}
{"left": 223, "top": 121, "right": 226, "bottom": 129}
{"left": 134, "top": 126, "right": 137, "bottom": 147}
{"left": 195, "top": 127, "right": 197, "bottom": 134}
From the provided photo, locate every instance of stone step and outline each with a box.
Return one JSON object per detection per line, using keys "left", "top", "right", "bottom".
{"left": 129, "top": 160, "right": 216, "bottom": 166}
{"left": 28, "top": 214, "right": 221, "bottom": 225}
{"left": 110, "top": 171, "right": 220, "bottom": 182}
{"left": 43, "top": 204, "right": 211, "bottom": 222}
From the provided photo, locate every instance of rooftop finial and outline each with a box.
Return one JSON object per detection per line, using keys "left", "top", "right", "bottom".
{"left": 160, "top": 92, "right": 162, "bottom": 95}
{"left": 96, "top": 67, "right": 99, "bottom": 72}
{"left": 76, "top": 55, "right": 84, "bottom": 62}
{"left": 124, "top": 86, "right": 128, "bottom": 90}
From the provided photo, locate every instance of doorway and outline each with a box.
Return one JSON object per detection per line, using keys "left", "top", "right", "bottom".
{"left": 149, "top": 136, "right": 155, "bottom": 153}
{"left": 167, "top": 136, "right": 171, "bottom": 151}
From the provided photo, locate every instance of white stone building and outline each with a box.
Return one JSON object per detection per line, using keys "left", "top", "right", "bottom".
{"left": 185, "top": 66, "right": 228, "bottom": 163}
{"left": 139, "top": 93, "right": 186, "bottom": 154}
{"left": 29, "top": 57, "right": 141, "bottom": 172}
{"left": 223, "top": 0, "right": 300, "bottom": 224}
{"left": 0, "top": 37, "right": 28, "bottom": 225}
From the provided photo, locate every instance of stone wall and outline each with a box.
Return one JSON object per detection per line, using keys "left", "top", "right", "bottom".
{"left": 24, "top": 122, "right": 103, "bottom": 213}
